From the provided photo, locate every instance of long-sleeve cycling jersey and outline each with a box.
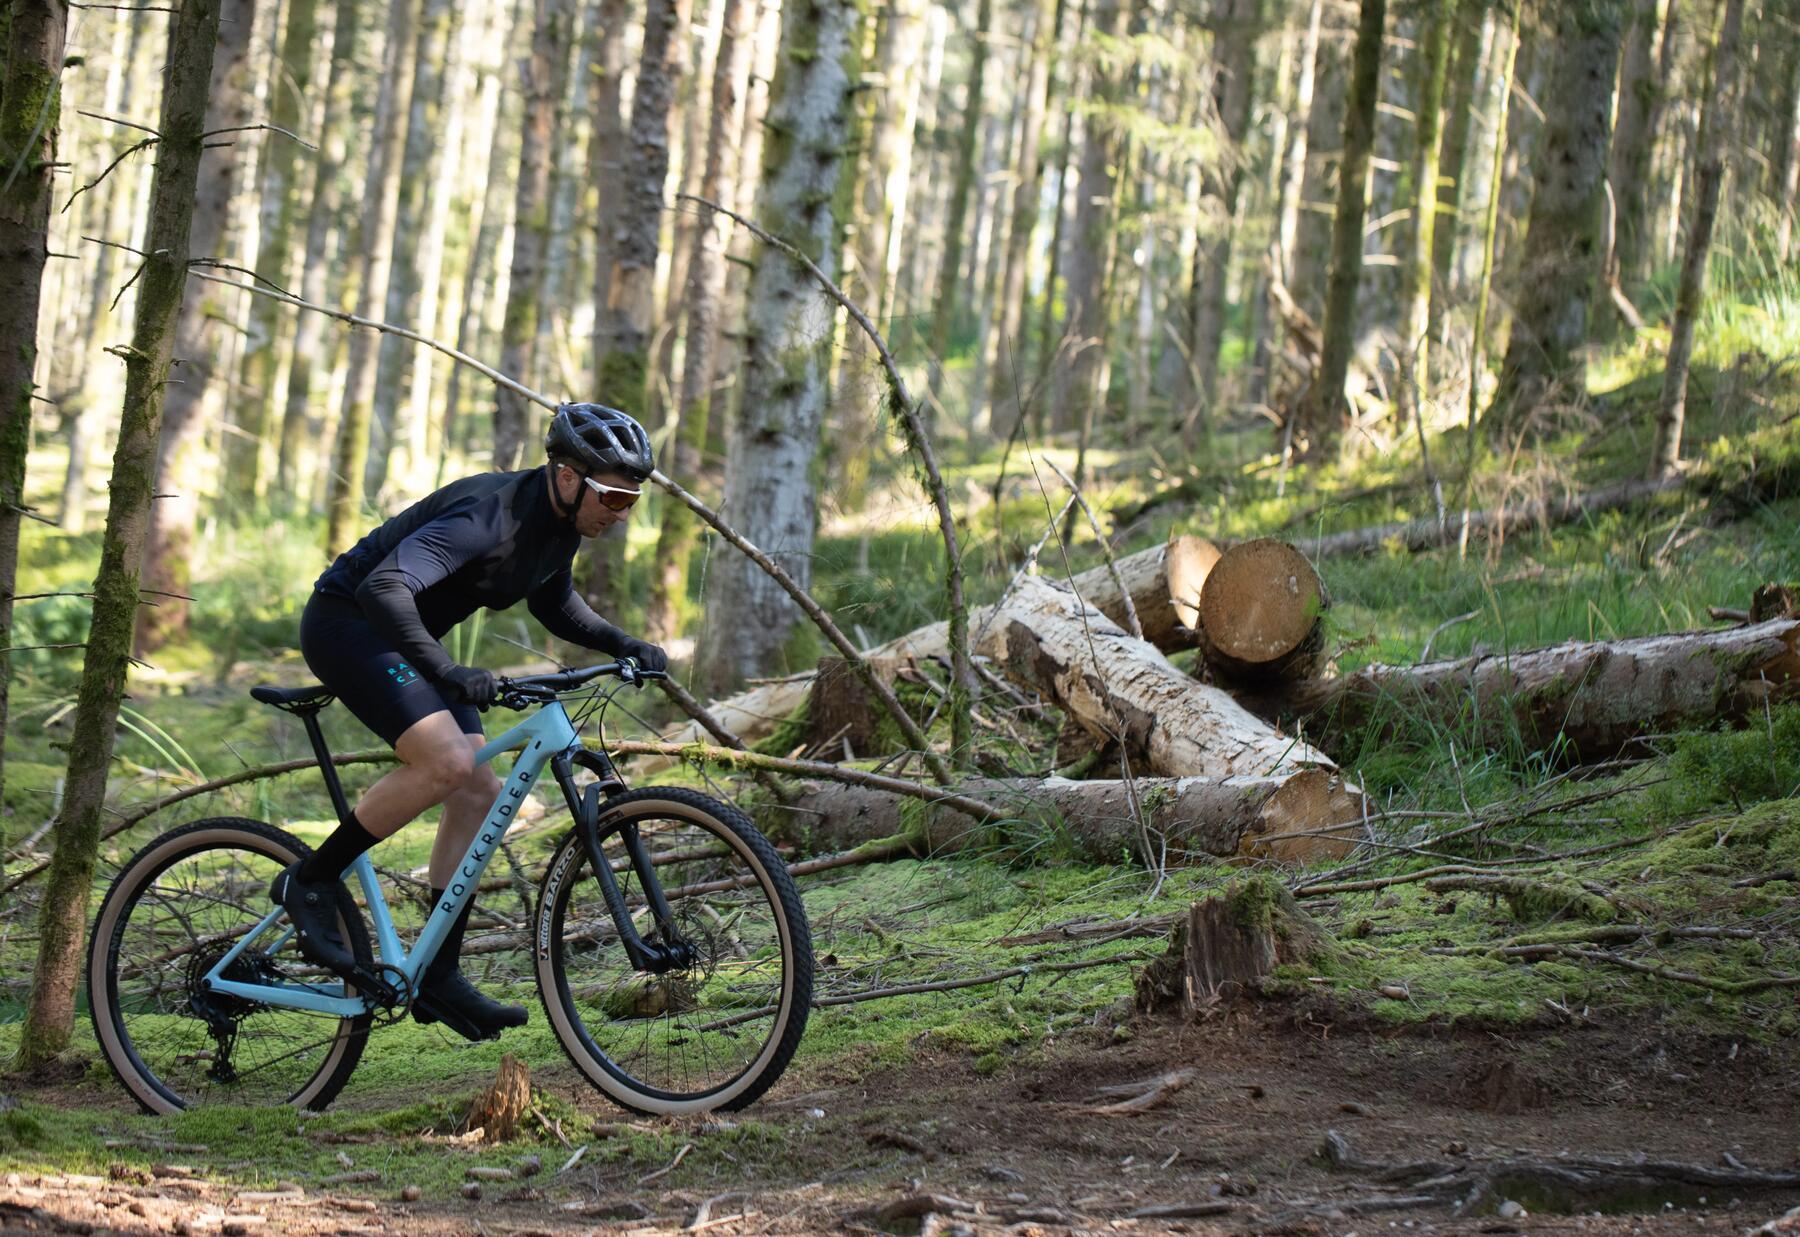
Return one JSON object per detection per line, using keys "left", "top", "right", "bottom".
{"left": 314, "top": 467, "right": 629, "bottom": 680}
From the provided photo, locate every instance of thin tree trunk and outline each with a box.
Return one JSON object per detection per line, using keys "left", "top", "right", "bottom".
{"left": 1644, "top": 0, "right": 1684, "bottom": 274}
{"left": 1607, "top": 0, "right": 1660, "bottom": 296}
{"left": 1774, "top": 40, "right": 1799, "bottom": 265}
{"left": 1431, "top": 0, "right": 1483, "bottom": 303}
{"left": 1461, "top": 0, "right": 1520, "bottom": 446}
{"left": 277, "top": 0, "right": 357, "bottom": 502}
{"left": 694, "top": 0, "right": 865, "bottom": 697}
{"left": 232, "top": 0, "right": 318, "bottom": 512}
{"left": 137, "top": 0, "right": 257, "bottom": 653}
{"left": 924, "top": 0, "right": 993, "bottom": 415}
{"left": 1183, "top": 0, "right": 1262, "bottom": 445}
{"left": 988, "top": 0, "right": 1057, "bottom": 442}
{"left": 367, "top": 0, "right": 455, "bottom": 501}
{"left": 15, "top": 0, "right": 224, "bottom": 1069}
{"left": 0, "top": 0, "right": 70, "bottom": 844}
{"left": 1296, "top": 0, "right": 1385, "bottom": 459}
{"left": 1650, "top": 0, "right": 1743, "bottom": 477}
{"left": 1487, "top": 0, "right": 1624, "bottom": 437}
{"left": 325, "top": 0, "right": 420, "bottom": 556}
{"left": 645, "top": 0, "right": 754, "bottom": 644}
{"left": 491, "top": 0, "right": 572, "bottom": 473}
{"left": 1396, "top": 0, "right": 1452, "bottom": 429}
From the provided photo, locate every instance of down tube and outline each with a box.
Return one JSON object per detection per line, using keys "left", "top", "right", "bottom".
{"left": 404, "top": 705, "right": 580, "bottom": 984}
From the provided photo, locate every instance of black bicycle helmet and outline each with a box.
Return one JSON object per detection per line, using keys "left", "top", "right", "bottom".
{"left": 545, "top": 403, "right": 655, "bottom": 483}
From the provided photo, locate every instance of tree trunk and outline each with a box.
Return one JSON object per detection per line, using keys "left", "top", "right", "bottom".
{"left": 1183, "top": 0, "right": 1261, "bottom": 444}
{"left": 1431, "top": 0, "right": 1483, "bottom": 301}
{"left": 1245, "top": 617, "right": 1800, "bottom": 766}
{"left": 367, "top": 0, "right": 455, "bottom": 502}
{"left": 1487, "top": 0, "right": 1623, "bottom": 436}
{"left": 232, "top": 0, "right": 318, "bottom": 512}
{"left": 1607, "top": 0, "right": 1660, "bottom": 295}
{"left": 15, "top": 0, "right": 225, "bottom": 1069}
{"left": 766, "top": 771, "right": 1363, "bottom": 865}
{"left": 986, "top": 0, "right": 1056, "bottom": 440}
{"left": 0, "top": 0, "right": 68, "bottom": 851}
{"left": 1396, "top": 0, "right": 1452, "bottom": 429}
{"left": 694, "top": 0, "right": 865, "bottom": 697}
{"left": 1461, "top": 0, "right": 1520, "bottom": 438}
{"left": 593, "top": 0, "right": 689, "bottom": 420}
{"left": 492, "top": 0, "right": 572, "bottom": 472}
{"left": 924, "top": 0, "right": 993, "bottom": 414}
{"left": 645, "top": 0, "right": 756, "bottom": 644}
{"left": 1649, "top": 0, "right": 1743, "bottom": 477}
{"left": 981, "top": 575, "right": 1335, "bottom": 779}
{"left": 324, "top": 0, "right": 420, "bottom": 556}
{"left": 1047, "top": 0, "right": 1124, "bottom": 438}
{"left": 137, "top": 0, "right": 257, "bottom": 653}
{"left": 1296, "top": 0, "right": 1384, "bottom": 459}
{"left": 277, "top": 0, "right": 358, "bottom": 502}
{"left": 1774, "top": 42, "right": 1799, "bottom": 265}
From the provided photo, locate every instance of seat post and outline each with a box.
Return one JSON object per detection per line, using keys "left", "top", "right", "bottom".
{"left": 298, "top": 710, "right": 354, "bottom": 825}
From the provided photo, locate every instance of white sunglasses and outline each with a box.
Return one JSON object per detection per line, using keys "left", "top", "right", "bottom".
{"left": 581, "top": 475, "right": 642, "bottom": 510}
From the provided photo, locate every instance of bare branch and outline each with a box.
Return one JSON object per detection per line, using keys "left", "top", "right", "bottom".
{"left": 64, "top": 136, "right": 158, "bottom": 215}
{"left": 198, "top": 122, "right": 316, "bottom": 151}
{"left": 1042, "top": 456, "right": 1143, "bottom": 640}
{"left": 75, "top": 109, "right": 160, "bottom": 137}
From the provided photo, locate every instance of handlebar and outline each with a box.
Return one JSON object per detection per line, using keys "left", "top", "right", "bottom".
{"left": 493, "top": 660, "right": 667, "bottom": 710}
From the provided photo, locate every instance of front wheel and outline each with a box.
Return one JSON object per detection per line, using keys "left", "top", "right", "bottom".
{"left": 535, "top": 787, "right": 812, "bottom": 1115}
{"left": 87, "top": 818, "right": 373, "bottom": 1114}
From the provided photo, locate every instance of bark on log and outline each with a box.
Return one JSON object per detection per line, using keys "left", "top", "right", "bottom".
{"left": 1243, "top": 618, "right": 1800, "bottom": 763}
{"left": 762, "top": 770, "right": 1363, "bottom": 864}
{"left": 1196, "top": 539, "right": 1329, "bottom": 682}
{"left": 977, "top": 575, "right": 1335, "bottom": 780}
{"left": 650, "top": 536, "right": 1218, "bottom": 758}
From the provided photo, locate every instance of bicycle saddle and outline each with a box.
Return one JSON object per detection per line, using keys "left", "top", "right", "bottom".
{"left": 250, "top": 683, "right": 336, "bottom": 712}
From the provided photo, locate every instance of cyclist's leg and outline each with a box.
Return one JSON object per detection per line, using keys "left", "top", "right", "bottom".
{"left": 426, "top": 732, "right": 499, "bottom": 888}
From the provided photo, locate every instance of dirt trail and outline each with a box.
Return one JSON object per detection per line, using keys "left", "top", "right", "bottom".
{"left": 6, "top": 1009, "right": 1800, "bottom": 1234}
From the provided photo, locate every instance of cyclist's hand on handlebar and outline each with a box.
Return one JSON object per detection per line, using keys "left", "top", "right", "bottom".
{"left": 611, "top": 636, "right": 668, "bottom": 674}
{"left": 440, "top": 664, "right": 498, "bottom": 709}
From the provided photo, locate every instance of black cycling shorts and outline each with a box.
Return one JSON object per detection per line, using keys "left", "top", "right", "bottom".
{"left": 299, "top": 592, "right": 483, "bottom": 746}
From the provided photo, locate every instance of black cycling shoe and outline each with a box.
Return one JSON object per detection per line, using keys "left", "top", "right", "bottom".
{"left": 412, "top": 969, "right": 529, "bottom": 1042}
{"left": 269, "top": 862, "right": 356, "bottom": 974}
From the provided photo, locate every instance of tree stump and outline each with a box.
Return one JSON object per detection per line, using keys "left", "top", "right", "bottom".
{"left": 1196, "top": 539, "right": 1330, "bottom": 682}
{"left": 1136, "top": 877, "right": 1336, "bottom": 1017}
{"left": 803, "top": 656, "right": 907, "bottom": 755}
{"left": 468, "top": 1053, "right": 530, "bottom": 1143}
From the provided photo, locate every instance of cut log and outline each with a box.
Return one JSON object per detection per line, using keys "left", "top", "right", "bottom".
{"left": 1135, "top": 877, "right": 1338, "bottom": 1016}
{"left": 648, "top": 536, "right": 1220, "bottom": 761}
{"left": 976, "top": 574, "right": 1335, "bottom": 779}
{"left": 1196, "top": 538, "right": 1329, "bottom": 682}
{"left": 1243, "top": 618, "right": 1800, "bottom": 763}
{"left": 764, "top": 771, "right": 1364, "bottom": 864}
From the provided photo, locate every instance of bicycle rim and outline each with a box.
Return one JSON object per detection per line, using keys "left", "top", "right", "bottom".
{"left": 537, "top": 790, "right": 811, "bottom": 1114}
{"left": 89, "top": 819, "right": 371, "bottom": 1114}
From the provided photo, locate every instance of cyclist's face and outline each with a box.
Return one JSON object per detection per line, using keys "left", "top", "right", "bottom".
{"left": 565, "top": 466, "right": 637, "bottom": 538}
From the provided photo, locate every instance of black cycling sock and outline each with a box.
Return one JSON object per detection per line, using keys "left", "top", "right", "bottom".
{"left": 299, "top": 810, "right": 380, "bottom": 882}
{"left": 425, "top": 886, "right": 475, "bottom": 981}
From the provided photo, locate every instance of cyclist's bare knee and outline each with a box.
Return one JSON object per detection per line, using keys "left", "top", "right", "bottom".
{"left": 395, "top": 713, "right": 477, "bottom": 798}
{"left": 451, "top": 736, "right": 500, "bottom": 803}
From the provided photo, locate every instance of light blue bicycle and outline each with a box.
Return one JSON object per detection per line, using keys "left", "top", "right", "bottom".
{"left": 86, "top": 662, "right": 812, "bottom": 1116}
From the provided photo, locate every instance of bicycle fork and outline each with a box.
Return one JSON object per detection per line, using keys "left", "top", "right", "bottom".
{"left": 550, "top": 749, "right": 697, "bottom": 974}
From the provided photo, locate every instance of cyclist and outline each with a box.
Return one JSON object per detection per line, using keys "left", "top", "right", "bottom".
{"left": 271, "top": 404, "right": 669, "bottom": 1042}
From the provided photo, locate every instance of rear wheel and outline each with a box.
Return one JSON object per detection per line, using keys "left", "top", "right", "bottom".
{"left": 87, "top": 818, "right": 372, "bottom": 1114}
{"left": 535, "top": 788, "right": 812, "bottom": 1115}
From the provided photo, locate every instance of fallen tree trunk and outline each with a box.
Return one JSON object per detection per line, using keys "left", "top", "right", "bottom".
{"left": 764, "top": 769, "right": 1363, "bottom": 863}
{"left": 977, "top": 574, "right": 1336, "bottom": 780}
{"left": 650, "top": 536, "right": 1220, "bottom": 758}
{"left": 1196, "top": 538, "right": 1329, "bottom": 682}
{"left": 1242, "top": 618, "right": 1800, "bottom": 762}
{"left": 1297, "top": 477, "right": 1679, "bottom": 558}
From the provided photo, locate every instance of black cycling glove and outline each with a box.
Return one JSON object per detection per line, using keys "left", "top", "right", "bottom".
{"left": 439, "top": 664, "right": 498, "bottom": 708}
{"left": 611, "top": 636, "right": 668, "bottom": 673}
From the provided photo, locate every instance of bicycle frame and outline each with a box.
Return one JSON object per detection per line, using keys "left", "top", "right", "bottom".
{"left": 199, "top": 698, "right": 659, "bottom": 1017}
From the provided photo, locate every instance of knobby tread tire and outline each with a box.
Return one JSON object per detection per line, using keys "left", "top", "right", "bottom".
{"left": 87, "top": 817, "right": 373, "bottom": 1115}
{"left": 534, "top": 787, "right": 813, "bottom": 1116}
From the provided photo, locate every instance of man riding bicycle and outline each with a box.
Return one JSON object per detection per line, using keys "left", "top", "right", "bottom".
{"left": 271, "top": 404, "right": 668, "bottom": 1042}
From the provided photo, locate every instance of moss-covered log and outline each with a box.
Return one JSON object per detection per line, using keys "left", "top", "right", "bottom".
{"left": 1240, "top": 618, "right": 1800, "bottom": 763}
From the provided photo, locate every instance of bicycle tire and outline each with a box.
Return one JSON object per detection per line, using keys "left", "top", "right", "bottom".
{"left": 534, "top": 787, "right": 812, "bottom": 1115}
{"left": 87, "top": 817, "right": 373, "bottom": 1115}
